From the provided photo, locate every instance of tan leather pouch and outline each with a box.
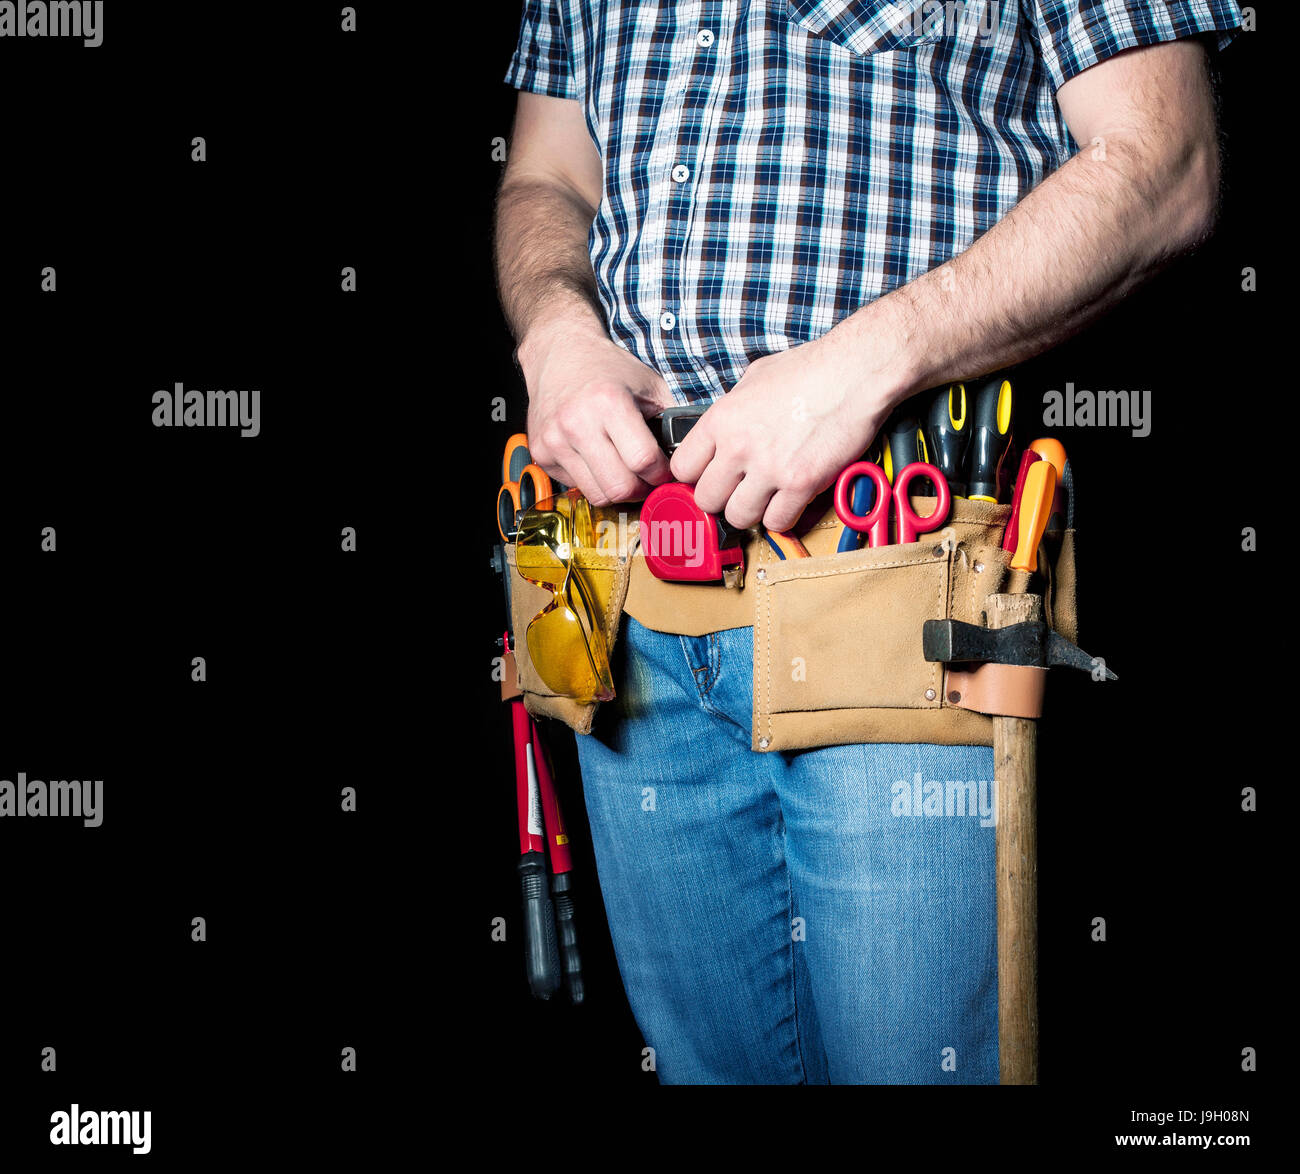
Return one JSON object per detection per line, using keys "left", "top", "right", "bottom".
{"left": 751, "top": 497, "right": 1015, "bottom": 752}
{"left": 504, "top": 543, "right": 631, "bottom": 735}
{"left": 1046, "top": 528, "right": 1078, "bottom": 645}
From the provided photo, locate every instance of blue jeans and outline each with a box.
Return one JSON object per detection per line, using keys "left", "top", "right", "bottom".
{"left": 575, "top": 617, "right": 998, "bottom": 1084}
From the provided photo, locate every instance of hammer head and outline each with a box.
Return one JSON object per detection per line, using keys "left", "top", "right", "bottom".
{"left": 923, "top": 619, "right": 1117, "bottom": 680}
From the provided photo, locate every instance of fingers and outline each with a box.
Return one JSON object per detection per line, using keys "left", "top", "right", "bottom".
{"left": 673, "top": 409, "right": 780, "bottom": 527}
{"left": 690, "top": 438, "right": 819, "bottom": 529}
{"left": 576, "top": 431, "right": 656, "bottom": 505}
{"left": 606, "top": 410, "right": 673, "bottom": 493}
{"left": 535, "top": 432, "right": 645, "bottom": 506}
{"left": 528, "top": 409, "right": 592, "bottom": 498}
{"left": 668, "top": 419, "right": 715, "bottom": 485}
{"left": 542, "top": 448, "right": 599, "bottom": 502}
{"left": 761, "top": 488, "right": 814, "bottom": 533}
{"left": 717, "top": 476, "right": 775, "bottom": 530}
{"left": 713, "top": 476, "right": 814, "bottom": 531}
{"left": 704, "top": 476, "right": 816, "bottom": 532}
{"left": 529, "top": 388, "right": 668, "bottom": 506}
{"left": 692, "top": 460, "right": 746, "bottom": 519}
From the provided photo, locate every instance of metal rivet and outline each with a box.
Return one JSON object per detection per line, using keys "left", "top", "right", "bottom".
{"left": 932, "top": 545, "right": 944, "bottom": 557}
{"left": 756, "top": 568, "right": 767, "bottom": 581}
{"left": 925, "top": 688, "right": 936, "bottom": 701}
{"left": 948, "top": 690, "right": 962, "bottom": 703}
{"left": 973, "top": 561, "right": 984, "bottom": 573}
{"left": 758, "top": 737, "right": 770, "bottom": 750}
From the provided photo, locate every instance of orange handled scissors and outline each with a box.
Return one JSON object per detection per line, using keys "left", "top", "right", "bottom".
{"left": 497, "top": 433, "right": 555, "bottom": 542}
{"left": 833, "top": 460, "right": 951, "bottom": 548}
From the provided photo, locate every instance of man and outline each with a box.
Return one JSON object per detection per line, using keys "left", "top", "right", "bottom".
{"left": 495, "top": 0, "right": 1240, "bottom": 1083}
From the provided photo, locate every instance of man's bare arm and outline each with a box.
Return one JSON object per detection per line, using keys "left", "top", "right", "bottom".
{"left": 495, "top": 92, "right": 605, "bottom": 342}
{"left": 861, "top": 36, "right": 1221, "bottom": 393}
{"left": 495, "top": 92, "right": 672, "bottom": 504}
{"left": 675, "top": 38, "right": 1222, "bottom": 530}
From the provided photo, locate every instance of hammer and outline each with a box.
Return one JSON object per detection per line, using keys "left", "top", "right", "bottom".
{"left": 924, "top": 601, "right": 1114, "bottom": 1084}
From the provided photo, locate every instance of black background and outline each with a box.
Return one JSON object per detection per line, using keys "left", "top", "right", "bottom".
{"left": 0, "top": 0, "right": 1279, "bottom": 1161}
{"left": 0, "top": 3, "right": 422, "bottom": 1163}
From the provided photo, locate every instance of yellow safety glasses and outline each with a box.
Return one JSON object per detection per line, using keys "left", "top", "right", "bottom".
{"left": 514, "top": 491, "right": 622, "bottom": 703}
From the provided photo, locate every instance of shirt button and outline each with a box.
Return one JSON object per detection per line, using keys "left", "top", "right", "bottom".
{"left": 697, "top": 29, "right": 715, "bottom": 48}
{"left": 671, "top": 163, "right": 690, "bottom": 183}
{"left": 660, "top": 311, "right": 677, "bottom": 332}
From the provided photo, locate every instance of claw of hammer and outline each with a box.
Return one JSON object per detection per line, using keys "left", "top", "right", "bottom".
{"left": 922, "top": 619, "right": 1118, "bottom": 680}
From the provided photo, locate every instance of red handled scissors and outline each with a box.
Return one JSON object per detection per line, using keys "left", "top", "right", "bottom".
{"left": 833, "top": 461, "right": 951, "bottom": 548}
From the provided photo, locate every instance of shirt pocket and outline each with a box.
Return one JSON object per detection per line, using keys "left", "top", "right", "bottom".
{"left": 783, "top": 0, "right": 946, "bottom": 56}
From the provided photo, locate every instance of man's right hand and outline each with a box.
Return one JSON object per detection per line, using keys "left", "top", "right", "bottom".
{"left": 497, "top": 91, "right": 674, "bottom": 505}
{"left": 517, "top": 313, "right": 675, "bottom": 506}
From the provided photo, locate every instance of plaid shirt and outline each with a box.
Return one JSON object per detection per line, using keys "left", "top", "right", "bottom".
{"left": 506, "top": 1, "right": 1241, "bottom": 403}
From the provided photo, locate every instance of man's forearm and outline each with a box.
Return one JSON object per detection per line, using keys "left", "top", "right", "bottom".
{"left": 845, "top": 123, "right": 1218, "bottom": 403}
{"left": 492, "top": 161, "right": 674, "bottom": 501}
{"left": 494, "top": 177, "right": 606, "bottom": 353}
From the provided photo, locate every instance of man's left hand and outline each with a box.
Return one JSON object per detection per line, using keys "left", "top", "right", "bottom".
{"left": 670, "top": 330, "right": 899, "bottom": 532}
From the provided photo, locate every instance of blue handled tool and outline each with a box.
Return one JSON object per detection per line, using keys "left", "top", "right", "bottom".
{"left": 836, "top": 442, "right": 882, "bottom": 553}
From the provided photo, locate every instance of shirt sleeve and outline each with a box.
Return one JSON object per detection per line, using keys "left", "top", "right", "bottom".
{"left": 504, "top": 0, "right": 577, "bottom": 100}
{"left": 1021, "top": 0, "right": 1245, "bottom": 91}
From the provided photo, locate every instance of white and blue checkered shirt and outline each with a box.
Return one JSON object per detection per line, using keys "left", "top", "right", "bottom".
{"left": 506, "top": 1, "right": 1241, "bottom": 403}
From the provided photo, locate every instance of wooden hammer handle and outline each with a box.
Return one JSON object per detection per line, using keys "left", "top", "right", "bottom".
{"left": 987, "top": 593, "right": 1040, "bottom": 1085}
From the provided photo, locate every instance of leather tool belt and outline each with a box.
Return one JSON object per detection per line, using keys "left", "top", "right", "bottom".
{"left": 503, "top": 493, "right": 1078, "bottom": 749}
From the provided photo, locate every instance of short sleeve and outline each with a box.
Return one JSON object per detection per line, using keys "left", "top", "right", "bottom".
{"left": 504, "top": 0, "right": 577, "bottom": 100}
{"left": 1021, "top": 0, "right": 1245, "bottom": 91}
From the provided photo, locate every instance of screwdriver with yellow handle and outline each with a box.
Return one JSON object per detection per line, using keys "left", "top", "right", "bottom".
{"left": 881, "top": 416, "right": 927, "bottom": 484}
{"left": 926, "top": 383, "right": 970, "bottom": 497}
{"left": 1009, "top": 460, "right": 1058, "bottom": 573}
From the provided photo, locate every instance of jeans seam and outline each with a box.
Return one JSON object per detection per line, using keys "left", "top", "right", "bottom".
{"left": 698, "top": 632, "right": 720, "bottom": 699}
{"left": 678, "top": 636, "right": 703, "bottom": 682}
{"left": 679, "top": 633, "right": 741, "bottom": 729}
{"left": 680, "top": 634, "right": 723, "bottom": 701}
{"left": 782, "top": 817, "right": 811, "bottom": 1084}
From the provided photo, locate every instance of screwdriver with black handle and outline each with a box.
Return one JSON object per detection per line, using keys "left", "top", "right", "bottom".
{"left": 881, "top": 415, "right": 927, "bottom": 484}
{"left": 967, "top": 376, "right": 1013, "bottom": 502}
{"left": 533, "top": 723, "right": 584, "bottom": 1004}
{"left": 926, "top": 383, "right": 970, "bottom": 497}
